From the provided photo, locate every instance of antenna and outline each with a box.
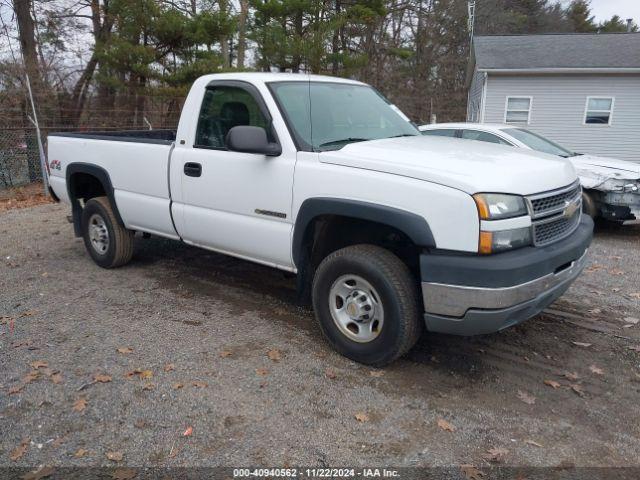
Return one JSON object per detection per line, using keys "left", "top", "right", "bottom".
{"left": 468, "top": 1, "right": 476, "bottom": 39}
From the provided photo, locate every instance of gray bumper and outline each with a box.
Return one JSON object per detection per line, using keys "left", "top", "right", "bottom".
{"left": 423, "top": 251, "right": 587, "bottom": 335}
{"left": 420, "top": 214, "right": 593, "bottom": 336}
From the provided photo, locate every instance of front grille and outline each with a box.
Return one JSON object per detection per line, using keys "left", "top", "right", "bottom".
{"left": 533, "top": 208, "right": 581, "bottom": 246}
{"left": 527, "top": 182, "right": 582, "bottom": 247}
{"left": 529, "top": 182, "right": 581, "bottom": 218}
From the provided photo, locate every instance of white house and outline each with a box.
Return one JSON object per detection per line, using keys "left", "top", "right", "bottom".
{"left": 467, "top": 33, "right": 640, "bottom": 162}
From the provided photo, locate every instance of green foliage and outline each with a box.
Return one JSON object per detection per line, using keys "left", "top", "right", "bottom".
{"left": 598, "top": 15, "right": 637, "bottom": 33}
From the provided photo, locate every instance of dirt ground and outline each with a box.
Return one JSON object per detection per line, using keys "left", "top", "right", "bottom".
{"left": 1, "top": 202, "right": 640, "bottom": 475}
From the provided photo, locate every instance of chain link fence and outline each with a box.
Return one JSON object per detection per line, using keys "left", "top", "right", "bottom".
{"left": 0, "top": 127, "right": 43, "bottom": 189}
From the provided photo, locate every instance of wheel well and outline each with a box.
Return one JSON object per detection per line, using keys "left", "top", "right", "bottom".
{"left": 69, "top": 172, "right": 106, "bottom": 203}
{"left": 303, "top": 215, "right": 421, "bottom": 278}
{"left": 66, "top": 165, "right": 124, "bottom": 236}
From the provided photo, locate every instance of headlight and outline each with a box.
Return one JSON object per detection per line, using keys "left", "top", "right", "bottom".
{"left": 479, "top": 227, "right": 532, "bottom": 254}
{"left": 473, "top": 193, "right": 528, "bottom": 220}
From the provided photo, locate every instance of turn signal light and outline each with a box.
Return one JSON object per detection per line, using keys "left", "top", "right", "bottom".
{"left": 479, "top": 231, "right": 493, "bottom": 255}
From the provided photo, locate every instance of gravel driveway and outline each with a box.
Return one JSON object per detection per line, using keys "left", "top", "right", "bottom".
{"left": 1, "top": 204, "right": 639, "bottom": 476}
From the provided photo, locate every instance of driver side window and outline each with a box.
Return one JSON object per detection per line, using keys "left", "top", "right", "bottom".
{"left": 195, "top": 86, "right": 268, "bottom": 149}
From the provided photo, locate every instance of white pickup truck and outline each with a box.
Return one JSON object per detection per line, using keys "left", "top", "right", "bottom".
{"left": 48, "top": 73, "right": 593, "bottom": 365}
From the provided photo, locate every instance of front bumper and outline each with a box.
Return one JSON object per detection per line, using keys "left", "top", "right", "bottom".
{"left": 420, "top": 214, "right": 594, "bottom": 335}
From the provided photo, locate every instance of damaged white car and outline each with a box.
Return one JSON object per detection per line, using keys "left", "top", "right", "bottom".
{"left": 419, "top": 123, "right": 640, "bottom": 223}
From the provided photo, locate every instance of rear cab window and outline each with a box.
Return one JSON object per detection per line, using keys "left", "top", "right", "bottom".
{"left": 421, "top": 129, "right": 458, "bottom": 138}
{"left": 461, "top": 129, "right": 511, "bottom": 145}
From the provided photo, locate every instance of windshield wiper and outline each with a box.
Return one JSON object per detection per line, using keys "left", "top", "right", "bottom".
{"left": 318, "top": 138, "right": 369, "bottom": 149}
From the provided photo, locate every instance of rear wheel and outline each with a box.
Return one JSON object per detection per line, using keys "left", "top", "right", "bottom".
{"left": 81, "top": 196, "right": 134, "bottom": 268}
{"left": 312, "top": 244, "right": 422, "bottom": 366}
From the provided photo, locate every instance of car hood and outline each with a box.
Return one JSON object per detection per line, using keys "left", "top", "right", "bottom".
{"left": 319, "top": 136, "right": 577, "bottom": 195}
{"left": 569, "top": 154, "right": 640, "bottom": 189}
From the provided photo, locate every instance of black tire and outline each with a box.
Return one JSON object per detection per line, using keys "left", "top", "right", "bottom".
{"left": 312, "top": 244, "right": 422, "bottom": 366}
{"left": 582, "top": 191, "right": 598, "bottom": 219}
{"left": 81, "top": 196, "right": 134, "bottom": 268}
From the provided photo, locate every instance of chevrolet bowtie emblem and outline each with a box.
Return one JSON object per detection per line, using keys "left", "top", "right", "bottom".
{"left": 563, "top": 199, "right": 579, "bottom": 219}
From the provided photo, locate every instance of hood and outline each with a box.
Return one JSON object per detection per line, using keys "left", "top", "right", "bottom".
{"left": 319, "top": 136, "right": 577, "bottom": 195}
{"left": 569, "top": 154, "right": 640, "bottom": 188}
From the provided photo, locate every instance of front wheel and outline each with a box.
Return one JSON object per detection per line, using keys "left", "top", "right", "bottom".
{"left": 81, "top": 196, "right": 134, "bottom": 268}
{"left": 312, "top": 245, "right": 422, "bottom": 366}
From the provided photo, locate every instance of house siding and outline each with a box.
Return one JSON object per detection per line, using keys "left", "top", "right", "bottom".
{"left": 467, "top": 70, "right": 485, "bottom": 122}
{"left": 482, "top": 74, "right": 640, "bottom": 162}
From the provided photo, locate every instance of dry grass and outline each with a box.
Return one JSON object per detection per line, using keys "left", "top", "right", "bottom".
{"left": 0, "top": 182, "right": 55, "bottom": 212}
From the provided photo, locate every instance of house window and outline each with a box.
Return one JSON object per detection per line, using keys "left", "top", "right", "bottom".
{"left": 504, "top": 97, "right": 532, "bottom": 124}
{"left": 584, "top": 97, "right": 614, "bottom": 125}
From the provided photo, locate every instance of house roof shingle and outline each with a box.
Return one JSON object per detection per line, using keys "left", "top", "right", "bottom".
{"left": 473, "top": 33, "right": 640, "bottom": 70}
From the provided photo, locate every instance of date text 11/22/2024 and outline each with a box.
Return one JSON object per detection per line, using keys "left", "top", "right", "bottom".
{"left": 233, "top": 468, "right": 400, "bottom": 477}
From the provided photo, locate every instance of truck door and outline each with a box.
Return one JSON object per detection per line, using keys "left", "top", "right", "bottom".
{"left": 170, "top": 82, "right": 296, "bottom": 270}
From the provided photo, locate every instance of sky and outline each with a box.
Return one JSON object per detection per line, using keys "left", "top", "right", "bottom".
{"left": 563, "top": 0, "right": 640, "bottom": 23}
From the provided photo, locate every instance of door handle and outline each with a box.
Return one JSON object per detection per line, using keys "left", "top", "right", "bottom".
{"left": 184, "top": 162, "right": 202, "bottom": 177}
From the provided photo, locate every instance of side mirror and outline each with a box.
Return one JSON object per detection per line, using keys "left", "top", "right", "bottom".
{"left": 226, "top": 126, "right": 281, "bottom": 157}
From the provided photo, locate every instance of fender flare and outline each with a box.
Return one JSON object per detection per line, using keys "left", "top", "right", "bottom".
{"left": 292, "top": 197, "right": 436, "bottom": 268}
{"left": 66, "top": 163, "right": 125, "bottom": 236}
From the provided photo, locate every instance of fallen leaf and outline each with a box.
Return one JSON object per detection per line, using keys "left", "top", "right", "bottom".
{"left": 74, "top": 448, "right": 89, "bottom": 458}
{"left": 219, "top": 350, "right": 233, "bottom": 358}
{"left": 587, "top": 308, "right": 601, "bottom": 315}
{"left": 460, "top": 465, "right": 484, "bottom": 480}
{"left": 354, "top": 412, "right": 369, "bottom": 422}
{"left": 112, "top": 468, "right": 137, "bottom": 480}
{"left": 10, "top": 438, "right": 29, "bottom": 461}
{"left": 172, "top": 383, "right": 184, "bottom": 390}
{"left": 544, "top": 379, "right": 561, "bottom": 389}
{"left": 562, "top": 371, "right": 580, "bottom": 381}
{"left": 256, "top": 368, "right": 269, "bottom": 376}
{"left": 437, "top": 418, "right": 455, "bottom": 432}
{"left": 23, "top": 370, "right": 40, "bottom": 383}
{"left": 525, "top": 439, "right": 544, "bottom": 448}
{"left": 21, "top": 466, "right": 54, "bottom": 480}
{"left": 369, "top": 370, "right": 385, "bottom": 378}
{"left": 183, "top": 426, "right": 193, "bottom": 436}
{"left": 267, "top": 349, "right": 282, "bottom": 361}
{"left": 325, "top": 369, "right": 337, "bottom": 379}
{"left": 517, "top": 390, "right": 536, "bottom": 405}
{"left": 142, "top": 383, "right": 155, "bottom": 391}
{"left": 93, "top": 374, "right": 112, "bottom": 383}
{"left": 589, "top": 365, "right": 604, "bottom": 375}
{"left": 624, "top": 317, "right": 639, "bottom": 325}
{"left": 106, "top": 451, "right": 123, "bottom": 462}
{"left": 125, "top": 369, "right": 152, "bottom": 380}
{"left": 50, "top": 373, "right": 63, "bottom": 384}
{"left": 116, "top": 347, "right": 133, "bottom": 354}
{"left": 192, "top": 381, "right": 207, "bottom": 388}
{"left": 629, "top": 292, "right": 640, "bottom": 299}
{"left": 609, "top": 269, "right": 625, "bottom": 276}
{"left": 72, "top": 397, "right": 87, "bottom": 412}
{"left": 570, "top": 384, "right": 585, "bottom": 397}
{"left": 30, "top": 360, "right": 48, "bottom": 369}
{"left": 571, "top": 342, "right": 592, "bottom": 347}
{"left": 8, "top": 384, "right": 24, "bottom": 395}
{"left": 482, "top": 447, "right": 509, "bottom": 463}
{"left": 163, "top": 364, "right": 175, "bottom": 372}
{"left": 21, "top": 310, "right": 38, "bottom": 317}
{"left": 134, "top": 420, "right": 147, "bottom": 429}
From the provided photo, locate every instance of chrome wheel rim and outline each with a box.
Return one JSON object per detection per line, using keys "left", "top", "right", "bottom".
{"left": 88, "top": 213, "right": 109, "bottom": 255}
{"left": 329, "top": 274, "right": 384, "bottom": 343}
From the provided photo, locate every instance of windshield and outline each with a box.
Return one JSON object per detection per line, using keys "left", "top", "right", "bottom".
{"left": 502, "top": 128, "right": 574, "bottom": 157}
{"left": 269, "top": 81, "right": 419, "bottom": 151}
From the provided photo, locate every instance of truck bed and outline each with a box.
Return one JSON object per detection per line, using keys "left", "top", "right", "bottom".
{"left": 49, "top": 129, "right": 176, "bottom": 145}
